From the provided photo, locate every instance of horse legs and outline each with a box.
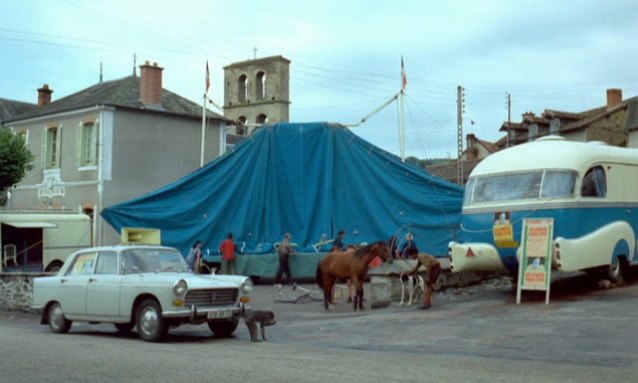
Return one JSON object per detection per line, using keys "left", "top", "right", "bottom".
{"left": 323, "top": 274, "right": 335, "bottom": 310}
{"left": 351, "top": 276, "right": 365, "bottom": 311}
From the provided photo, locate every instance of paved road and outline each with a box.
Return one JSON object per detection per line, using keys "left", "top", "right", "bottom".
{"left": 1, "top": 273, "right": 637, "bottom": 382}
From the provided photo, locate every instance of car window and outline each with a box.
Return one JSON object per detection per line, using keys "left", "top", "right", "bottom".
{"left": 94, "top": 251, "right": 118, "bottom": 275}
{"left": 66, "top": 252, "right": 97, "bottom": 276}
{"left": 121, "top": 248, "right": 189, "bottom": 273}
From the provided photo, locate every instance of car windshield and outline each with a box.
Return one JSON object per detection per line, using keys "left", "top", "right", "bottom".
{"left": 465, "top": 170, "right": 577, "bottom": 204}
{"left": 121, "top": 248, "right": 191, "bottom": 274}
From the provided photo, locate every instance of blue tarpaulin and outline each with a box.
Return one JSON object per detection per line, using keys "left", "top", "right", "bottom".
{"left": 102, "top": 122, "right": 464, "bottom": 261}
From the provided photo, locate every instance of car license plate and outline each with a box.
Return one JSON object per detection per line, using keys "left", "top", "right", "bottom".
{"left": 207, "top": 310, "right": 232, "bottom": 319}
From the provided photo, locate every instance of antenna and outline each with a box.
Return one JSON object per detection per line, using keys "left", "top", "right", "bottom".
{"left": 99, "top": 60, "right": 103, "bottom": 83}
{"left": 253, "top": 46, "right": 257, "bottom": 60}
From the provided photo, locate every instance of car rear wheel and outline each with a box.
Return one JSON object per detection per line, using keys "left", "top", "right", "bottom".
{"left": 48, "top": 302, "right": 72, "bottom": 334}
{"left": 207, "top": 316, "right": 239, "bottom": 337}
{"left": 114, "top": 322, "right": 135, "bottom": 334}
{"left": 136, "top": 299, "right": 168, "bottom": 342}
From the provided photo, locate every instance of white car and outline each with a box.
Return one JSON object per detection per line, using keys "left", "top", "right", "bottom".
{"left": 32, "top": 245, "right": 252, "bottom": 342}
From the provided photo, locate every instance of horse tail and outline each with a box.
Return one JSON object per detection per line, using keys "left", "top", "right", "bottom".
{"left": 316, "top": 261, "right": 324, "bottom": 289}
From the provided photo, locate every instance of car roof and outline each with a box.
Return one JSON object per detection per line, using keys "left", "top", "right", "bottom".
{"left": 77, "top": 245, "right": 178, "bottom": 252}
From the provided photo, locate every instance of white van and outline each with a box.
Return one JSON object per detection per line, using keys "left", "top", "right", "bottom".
{"left": 1, "top": 212, "right": 91, "bottom": 272}
{"left": 449, "top": 136, "right": 638, "bottom": 281}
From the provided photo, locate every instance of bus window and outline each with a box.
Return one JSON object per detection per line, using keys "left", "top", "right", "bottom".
{"left": 581, "top": 166, "right": 607, "bottom": 197}
{"left": 541, "top": 170, "right": 576, "bottom": 198}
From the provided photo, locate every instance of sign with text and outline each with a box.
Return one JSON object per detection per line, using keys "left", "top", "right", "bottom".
{"left": 516, "top": 218, "right": 553, "bottom": 304}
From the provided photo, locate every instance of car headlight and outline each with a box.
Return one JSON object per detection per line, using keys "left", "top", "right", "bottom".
{"left": 241, "top": 278, "right": 253, "bottom": 294}
{"left": 173, "top": 279, "right": 188, "bottom": 296}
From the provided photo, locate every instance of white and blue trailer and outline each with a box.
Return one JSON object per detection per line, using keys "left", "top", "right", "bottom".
{"left": 449, "top": 136, "right": 638, "bottom": 281}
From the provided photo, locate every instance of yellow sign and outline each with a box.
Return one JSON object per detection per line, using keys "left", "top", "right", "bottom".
{"left": 493, "top": 217, "right": 518, "bottom": 248}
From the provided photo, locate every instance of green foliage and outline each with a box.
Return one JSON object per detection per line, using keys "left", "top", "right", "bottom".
{"left": 405, "top": 156, "right": 449, "bottom": 169}
{"left": 0, "top": 128, "right": 34, "bottom": 191}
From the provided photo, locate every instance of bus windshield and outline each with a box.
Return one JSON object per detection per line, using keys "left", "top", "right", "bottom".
{"left": 465, "top": 170, "right": 577, "bottom": 204}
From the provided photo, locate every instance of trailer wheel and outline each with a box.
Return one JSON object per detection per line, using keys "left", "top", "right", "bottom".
{"left": 45, "top": 261, "right": 64, "bottom": 273}
{"left": 607, "top": 256, "right": 629, "bottom": 283}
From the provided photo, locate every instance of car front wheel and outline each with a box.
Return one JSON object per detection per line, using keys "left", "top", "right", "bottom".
{"left": 48, "top": 302, "right": 72, "bottom": 334}
{"left": 208, "top": 316, "right": 239, "bottom": 337}
{"left": 136, "top": 299, "right": 168, "bottom": 342}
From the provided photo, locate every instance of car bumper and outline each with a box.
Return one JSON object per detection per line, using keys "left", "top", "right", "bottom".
{"left": 162, "top": 303, "right": 247, "bottom": 319}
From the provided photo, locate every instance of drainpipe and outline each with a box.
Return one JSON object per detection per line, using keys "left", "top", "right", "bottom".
{"left": 97, "top": 109, "right": 105, "bottom": 246}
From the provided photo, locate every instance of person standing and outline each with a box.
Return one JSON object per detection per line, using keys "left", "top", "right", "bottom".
{"left": 185, "top": 241, "right": 203, "bottom": 273}
{"left": 220, "top": 233, "right": 237, "bottom": 275}
{"left": 400, "top": 233, "right": 418, "bottom": 259}
{"left": 405, "top": 247, "right": 441, "bottom": 310}
{"left": 332, "top": 230, "right": 346, "bottom": 251}
{"left": 274, "top": 233, "right": 294, "bottom": 286}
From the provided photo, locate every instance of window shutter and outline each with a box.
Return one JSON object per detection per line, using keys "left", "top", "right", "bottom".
{"left": 41, "top": 128, "right": 47, "bottom": 168}
{"left": 55, "top": 125, "right": 62, "bottom": 168}
{"left": 76, "top": 122, "right": 83, "bottom": 166}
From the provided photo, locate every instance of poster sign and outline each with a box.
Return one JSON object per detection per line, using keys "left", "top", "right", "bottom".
{"left": 516, "top": 218, "right": 553, "bottom": 304}
{"left": 493, "top": 211, "right": 518, "bottom": 248}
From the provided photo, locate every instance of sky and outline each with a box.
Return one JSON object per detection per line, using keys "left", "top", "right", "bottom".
{"left": 1, "top": 0, "right": 637, "bottom": 159}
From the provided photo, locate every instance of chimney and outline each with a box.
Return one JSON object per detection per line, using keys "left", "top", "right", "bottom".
{"left": 37, "top": 84, "right": 53, "bottom": 106}
{"left": 139, "top": 61, "right": 164, "bottom": 105}
{"left": 466, "top": 133, "right": 477, "bottom": 160}
{"left": 606, "top": 88, "right": 622, "bottom": 110}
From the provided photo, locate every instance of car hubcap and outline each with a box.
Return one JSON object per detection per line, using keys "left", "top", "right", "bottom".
{"left": 50, "top": 305, "right": 64, "bottom": 329}
{"left": 140, "top": 307, "right": 158, "bottom": 336}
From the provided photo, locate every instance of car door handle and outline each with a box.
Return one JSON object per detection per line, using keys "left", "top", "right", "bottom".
{"left": 60, "top": 279, "right": 67, "bottom": 284}
{"left": 89, "top": 278, "right": 97, "bottom": 283}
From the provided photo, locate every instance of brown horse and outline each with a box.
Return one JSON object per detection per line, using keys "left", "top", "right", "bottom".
{"left": 316, "top": 241, "right": 393, "bottom": 310}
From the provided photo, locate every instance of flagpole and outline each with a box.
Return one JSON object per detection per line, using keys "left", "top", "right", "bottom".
{"left": 200, "top": 93, "right": 206, "bottom": 167}
{"left": 200, "top": 61, "right": 210, "bottom": 168}
{"left": 399, "top": 89, "right": 405, "bottom": 162}
{"left": 399, "top": 56, "right": 407, "bottom": 162}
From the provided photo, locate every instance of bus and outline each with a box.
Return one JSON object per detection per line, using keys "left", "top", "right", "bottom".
{"left": 449, "top": 136, "right": 638, "bottom": 281}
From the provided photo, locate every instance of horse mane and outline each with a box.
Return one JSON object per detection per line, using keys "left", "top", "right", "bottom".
{"left": 352, "top": 241, "right": 384, "bottom": 258}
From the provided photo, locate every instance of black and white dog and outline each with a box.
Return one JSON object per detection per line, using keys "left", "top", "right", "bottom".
{"left": 399, "top": 273, "right": 425, "bottom": 306}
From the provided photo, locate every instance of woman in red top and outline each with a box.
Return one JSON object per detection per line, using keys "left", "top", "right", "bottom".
{"left": 220, "top": 233, "right": 237, "bottom": 275}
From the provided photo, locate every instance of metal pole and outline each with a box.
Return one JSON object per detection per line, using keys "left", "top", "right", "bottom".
{"left": 507, "top": 93, "right": 512, "bottom": 148}
{"left": 399, "top": 90, "right": 406, "bottom": 161}
{"left": 457, "top": 86, "right": 464, "bottom": 184}
{"left": 200, "top": 94, "right": 206, "bottom": 167}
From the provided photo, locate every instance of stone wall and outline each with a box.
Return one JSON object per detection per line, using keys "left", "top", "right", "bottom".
{"left": 0, "top": 273, "right": 47, "bottom": 312}
{"left": 369, "top": 259, "right": 504, "bottom": 308}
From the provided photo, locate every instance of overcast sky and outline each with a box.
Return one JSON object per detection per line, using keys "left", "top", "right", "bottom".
{"left": 2, "top": 0, "right": 637, "bottom": 158}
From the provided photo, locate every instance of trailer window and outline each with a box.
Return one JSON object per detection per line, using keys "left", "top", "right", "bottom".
{"left": 541, "top": 170, "right": 576, "bottom": 198}
{"left": 581, "top": 166, "right": 607, "bottom": 197}
{"left": 472, "top": 171, "right": 543, "bottom": 203}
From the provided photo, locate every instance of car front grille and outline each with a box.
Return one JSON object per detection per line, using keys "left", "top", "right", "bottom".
{"left": 185, "top": 288, "right": 238, "bottom": 307}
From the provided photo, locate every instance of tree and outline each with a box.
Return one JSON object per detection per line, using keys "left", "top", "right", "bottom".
{"left": 0, "top": 127, "right": 34, "bottom": 194}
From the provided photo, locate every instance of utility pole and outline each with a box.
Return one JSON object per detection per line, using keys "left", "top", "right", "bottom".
{"left": 506, "top": 92, "right": 512, "bottom": 148}
{"left": 457, "top": 85, "right": 465, "bottom": 185}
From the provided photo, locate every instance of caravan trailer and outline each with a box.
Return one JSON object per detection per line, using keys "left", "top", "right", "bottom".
{"left": 1, "top": 212, "right": 91, "bottom": 272}
{"left": 449, "top": 136, "right": 638, "bottom": 281}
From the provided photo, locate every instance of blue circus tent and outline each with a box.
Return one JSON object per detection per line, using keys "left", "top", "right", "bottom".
{"left": 102, "top": 122, "right": 464, "bottom": 275}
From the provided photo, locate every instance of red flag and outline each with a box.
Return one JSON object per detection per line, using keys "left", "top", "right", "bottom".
{"left": 401, "top": 56, "right": 408, "bottom": 90}
{"left": 205, "top": 60, "right": 210, "bottom": 93}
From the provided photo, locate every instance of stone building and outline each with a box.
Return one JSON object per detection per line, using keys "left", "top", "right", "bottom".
{"left": 500, "top": 88, "right": 638, "bottom": 147}
{"left": 223, "top": 55, "right": 290, "bottom": 135}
